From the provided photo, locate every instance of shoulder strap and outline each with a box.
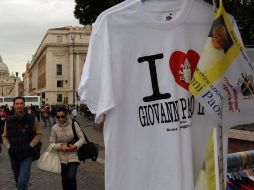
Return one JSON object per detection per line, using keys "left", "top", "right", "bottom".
{"left": 71, "top": 120, "right": 78, "bottom": 141}
{"left": 71, "top": 119, "right": 90, "bottom": 143}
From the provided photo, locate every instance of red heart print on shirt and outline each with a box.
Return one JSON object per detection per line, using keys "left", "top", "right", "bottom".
{"left": 169, "top": 50, "right": 200, "bottom": 90}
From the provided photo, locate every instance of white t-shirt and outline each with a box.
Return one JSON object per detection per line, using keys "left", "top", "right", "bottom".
{"left": 78, "top": 0, "right": 221, "bottom": 189}
{"left": 72, "top": 109, "right": 78, "bottom": 116}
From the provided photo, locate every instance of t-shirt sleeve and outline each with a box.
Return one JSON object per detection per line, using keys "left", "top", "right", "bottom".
{"left": 78, "top": 32, "right": 116, "bottom": 124}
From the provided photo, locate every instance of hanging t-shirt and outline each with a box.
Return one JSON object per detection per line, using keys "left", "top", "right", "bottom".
{"left": 78, "top": 0, "right": 223, "bottom": 189}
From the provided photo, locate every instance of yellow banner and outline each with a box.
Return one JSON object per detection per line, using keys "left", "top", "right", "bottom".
{"left": 189, "top": 3, "right": 243, "bottom": 97}
{"left": 195, "top": 128, "right": 219, "bottom": 190}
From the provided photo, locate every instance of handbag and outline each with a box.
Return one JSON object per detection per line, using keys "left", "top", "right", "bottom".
{"left": 32, "top": 141, "right": 42, "bottom": 161}
{"left": 37, "top": 144, "right": 61, "bottom": 174}
{"left": 71, "top": 120, "right": 99, "bottom": 162}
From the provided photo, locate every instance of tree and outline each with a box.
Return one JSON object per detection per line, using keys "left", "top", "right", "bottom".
{"left": 74, "top": 0, "right": 124, "bottom": 25}
{"left": 74, "top": 0, "right": 254, "bottom": 45}
{"left": 74, "top": 0, "right": 109, "bottom": 25}
{"left": 229, "top": 1, "right": 254, "bottom": 46}
{"left": 204, "top": 0, "right": 254, "bottom": 45}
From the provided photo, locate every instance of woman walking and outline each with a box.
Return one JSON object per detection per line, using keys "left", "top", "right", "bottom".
{"left": 50, "top": 106, "right": 85, "bottom": 190}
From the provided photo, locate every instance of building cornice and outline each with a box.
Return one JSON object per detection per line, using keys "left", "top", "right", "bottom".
{"left": 28, "top": 26, "right": 90, "bottom": 72}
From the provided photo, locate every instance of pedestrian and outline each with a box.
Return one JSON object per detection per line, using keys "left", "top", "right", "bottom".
{"left": 1, "top": 96, "right": 43, "bottom": 190}
{"left": 71, "top": 107, "right": 78, "bottom": 121}
{"left": 50, "top": 106, "right": 57, "bottom": 125}
{"left": 43, "top": 106, "right": 51, "bottom": 127}
{"left": 49, "top": 106, "right": 85, "bottom": 190}
{"left": 0, "top": 105, "right": 6, "bottom": 154}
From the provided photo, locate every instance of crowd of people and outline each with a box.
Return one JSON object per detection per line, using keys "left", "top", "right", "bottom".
{"left": 0, "top": 103, "right": 94, "bottom": 128}
{"left": 0, "top": 97, "right": 94, "bottom": 190}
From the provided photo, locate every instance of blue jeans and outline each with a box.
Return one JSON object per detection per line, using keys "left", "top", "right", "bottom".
{"left": 61, "top": 162, "right": 79, "bottom": 190}
{"left": 10, "top": 156, "right": 33, "bottom": 190}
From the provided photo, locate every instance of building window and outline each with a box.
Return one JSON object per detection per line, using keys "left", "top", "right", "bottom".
{"left": 57, "top": 80, "right": 63, "bottom": 87}
{"left": 57, "top": 94, "right": 62, "bottom": 103}
{"left": 56, "top": 64, "right": 62, "bottom": 75}
{"left": 57, "top": 36, "right": 62, "bottom": 43}
{"left": 42, "top": 92, "right": 45, "bottom": 99}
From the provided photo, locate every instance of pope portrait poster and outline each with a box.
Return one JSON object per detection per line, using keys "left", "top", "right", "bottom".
{"left": 190, "top": 1, "right": 254, "bottom": 190}
{"left": 189, "top": 1, "right": 254, "bottom": 127}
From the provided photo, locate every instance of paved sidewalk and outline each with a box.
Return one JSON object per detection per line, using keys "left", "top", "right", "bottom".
{"left": 0, "top": 114, "right": 105, "bottom": 190}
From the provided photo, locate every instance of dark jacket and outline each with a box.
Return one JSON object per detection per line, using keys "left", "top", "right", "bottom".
{"left": 6, "top": 114, "right": 35, "bottom": 160}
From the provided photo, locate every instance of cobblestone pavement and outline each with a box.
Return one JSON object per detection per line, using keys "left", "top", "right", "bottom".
{"left": 0, "top": 114, "right": 105, "bottom": 190}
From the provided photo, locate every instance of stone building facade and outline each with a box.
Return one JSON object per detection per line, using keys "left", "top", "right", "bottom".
{"left": 24, "top": 26, "right": 90, "bottom": 105}
{"left": 0, "top": 55, "right": 21, "bottom": 97}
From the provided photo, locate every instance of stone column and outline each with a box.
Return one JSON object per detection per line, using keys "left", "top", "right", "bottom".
{"left": 69, "top": 52, "right": 74, "bottom": 104}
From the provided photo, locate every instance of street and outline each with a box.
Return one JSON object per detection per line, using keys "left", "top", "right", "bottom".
{"left": 0, "top": 114, "right": 105, "bottom": 190}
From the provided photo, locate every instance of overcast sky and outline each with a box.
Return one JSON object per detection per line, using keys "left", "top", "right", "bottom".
{"left": 0, "top": 0, "right": 81, "bottom": 78}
